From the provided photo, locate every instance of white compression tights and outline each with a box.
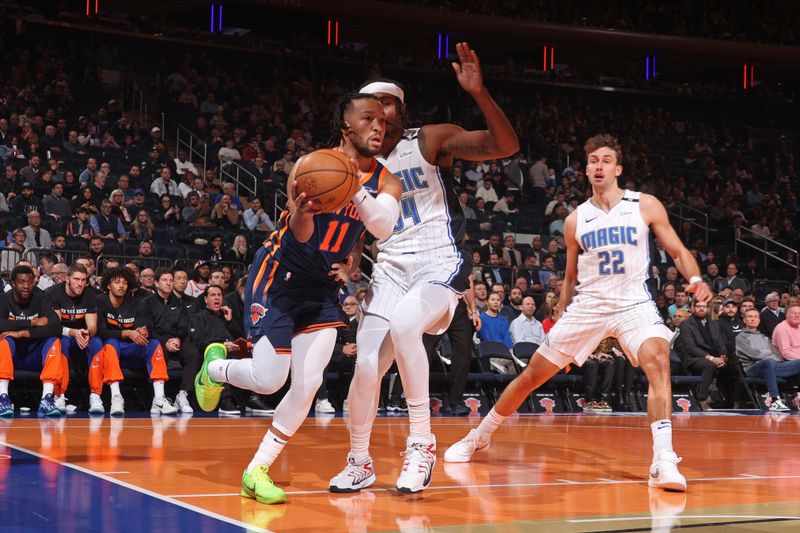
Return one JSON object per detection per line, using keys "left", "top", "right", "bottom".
{"left": 347, "top": 283, "right": 456, "bottom": 456}
{"left": 216, "top": 329, "right": 338, "bottom": 437}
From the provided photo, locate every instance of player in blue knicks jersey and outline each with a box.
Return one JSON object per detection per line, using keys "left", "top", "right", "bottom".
{"left": 194, "top": 92, "right": 401, "bottom": 505}
{"left": 446, "top": 134, "right": 714, "bottom": 493}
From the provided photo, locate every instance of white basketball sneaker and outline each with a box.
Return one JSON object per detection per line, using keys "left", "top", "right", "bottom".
{"left": 648, "top": 450, "right": 687, "bottom": 492}
{"left": 110, "top": 394, "right": 125, "bottom": 416}
{"left": 444, "top": 429, "right": 491, "bottom": 463}
{"left": 396, "top": 436, "right": 436, "bottom": 493}
{"left": 88, "top": 394, "right": 105, "bottom": 415}
{"left": 329, "top": 454, "right": 376, "bottom": 493}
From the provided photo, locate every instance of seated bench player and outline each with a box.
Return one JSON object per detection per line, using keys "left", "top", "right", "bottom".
{"left": 45, "top": 263, "right": 105, "bottom": 412}
{"left": 0, "top": 265, "right": 68, "bottom": 417}
{"left": 94, "top": 266, "right": 177, "bottom": 415}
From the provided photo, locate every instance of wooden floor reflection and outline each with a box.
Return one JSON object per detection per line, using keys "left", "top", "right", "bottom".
{"left": 2, "top": 412, "right": 800, "bottom": 532}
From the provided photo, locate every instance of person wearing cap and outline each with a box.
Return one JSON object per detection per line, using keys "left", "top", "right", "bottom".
{"left": 718, "top": 297, "right": 745, "bottom": 356}
{"left": 141, "top": 126, "right": 162, "bottom": 154}
{"left": 10, "top": 182, "right": 45, "bottom": 216}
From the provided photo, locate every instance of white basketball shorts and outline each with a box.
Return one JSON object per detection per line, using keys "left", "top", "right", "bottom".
{"left": 538, "top": 294, "right": 672, "bottom": 369}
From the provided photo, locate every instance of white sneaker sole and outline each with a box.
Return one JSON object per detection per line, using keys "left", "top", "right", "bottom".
{"left": 648, "top": 476, "right": 687, "bottom": 492}
{"left": 329, "top": 472, "right": 376, "bottom": 493}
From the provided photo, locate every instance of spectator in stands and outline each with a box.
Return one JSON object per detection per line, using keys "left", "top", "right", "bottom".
{"left": 141, "top": 127, "right": 163, "bottom": 154}
{"left": 759, "top": 291, "right": 785, "bottom": 338}
{"left": 130, "top": 210, "right": 155, "bottom": 242}
{"left": 474, "top": 281, "right": 488, "bottom": 313}
{"left": 736, "top": 309, "right": 797, "bottom": 412}
{"left": 515, "top": 255, "right": 543, "bottom": 292}
{"left": 493, "top": 190, "right": 519, "bottom": 216}
{"left": 509, "top": 294, "right": 545, "bottom": 346}
{"left": 174, "top": 150, "right": 199, "bottom": 178}
{"left": 537, "top": 255, "right": 557, "bottom": 287}
{"left": 176, "top": 171, "right": 195, "bottom": 198}
{"left": 19, "top": 155, "right": 43, "bottom": 184}
{"left": 723, "top": 262, "right": 749, "bottom": 292}
{"left": 0, "top": 265, "right": 67, "bottom": 417}
{"left": 500, "top": 234, "right": 522, "bottom": 268}
{"left": 137, "top": 240, "right": 154, "bottom": 260}
{"left": 43, "top": 182, "right": 72, "bottom": 221}
{"left": 582, "top": 338, "right": 618, "bottom": 413}
{"left": 79, "top": 158, "right": 97, "bottom": 185}
{"left": 546, "top": 238, "right": 567, "bottom": 271}
{"left": 171, "top": 267, "right": 195, "bottom": 309}
{"left": 703, "top": 263, "right": 724, "bottom": 292}
{"left": 94, "top": 266, "right": 176, "bottom": 415}
{"left": 89, "top": 172, "right": 110, "bottom": 207}
{"left": 186, "top": 261, "right": 210, "bottom": 297}
{"left": 187, "top": 284, "right": 248, "bottom": 415}
{"left": 678, "top": 299, "right": 729, "bottom": 410}
{"left": 0, "top": 191, "right": 7, "bottom": 213}
{"left": 155, "top": 194, "right": 182, "bottom": 227}
{"left": 482, "top": 252, "right": 511, "bottom": 287}
{"left": 36, "top": 253, "right": 58, "bottom": 290}
{"left": 206, "top": 235, "right": 224, "bottom": 262}
{"left": 211, "top": 193, "right": 241, "bottom": 230}
{"left": 216, "top": 182, "right": 244, "bottom": 211}
{"left": 72, "top": 185, "right": 98, "bottom": 216}
{"left": 5, "top": 228, "right": 26, "bottom": 256}
{"left": 11, "top": 182, "right": 45, "bottom": 216}
{"left": 224, "top": 235, "right": 252, "bottom": 265}
{"left": 501, "top": 287, "right": 524, "bottom": 322}
{"left": 478, "top": 292, "right": 515, "bottom": 374}
{"left": 475, "top": 177, "right": 498, "bottom": 203}
{"left": 66, "top": 207, "right": 95, "bottom": 240}
{"left": 91, "top": 200, "right": 127, "bottom": 243}
{"left": 218, "top": 138, "right": 242, "bottom": 167}
{"left": 145, "top": 267, "right": 201, "bottom": 413}
{"left": 478, "top": 233, "right": 505, "bottom": 265}
{"left": 138, "top": 268, "right": 156, "bottom": 295}
{"left": 718, "top": 298, "right": 745, "bottom": 356}
{"left": 109, "top": 189, "right": 132, "bottom": 224}
{"left": 22, "top": 211, "right": 52, "bottom": 250}
{"left": 667, "top": 289, "right": 689, "bottom": 318}
{"left": 772, "top": 304, "right": 800, "bottom": 362}
{"left": 150, "top": 167, "right": 181, "bottom": 197}
{"left": 32, "top": 168, "right": 54, "bottom": 198}
{"left": 541, "top": 295, "right": 561, "bottom": 333}
{"left": 548, "top": 205, "right": 568, "bottom": 236}
{"left": 459, "top": 191, "right": 476, "bottom": 220}
{"left": 243, "top": 197, "right": 275, "bottom": 232}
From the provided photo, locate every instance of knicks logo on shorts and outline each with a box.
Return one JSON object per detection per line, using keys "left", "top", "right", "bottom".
{"left": 250, "top": 303, "right": 268, "bottom": 325}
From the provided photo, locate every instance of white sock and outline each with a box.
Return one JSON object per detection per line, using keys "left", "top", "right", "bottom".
{"left": 407, "top": 396, "right": 432, "bottom": 440}
{"left": 110, "top": 382, "right": 121, "bottom": 396}
{"left": 349, "top": 423, "right": 372, "bottom": 462}
{"left": 247, "top": 429, "right": 288, "bottom": 473}
{"left": 208, "top": 359, "right": 231, "bottom": 383}
{"left": 0, "top": 380, "right": 8, "bottom": 395}
{"left": 42, "top": 382, "right": 55, "bottom": 398}
{"left": 651, "top": 419, "right": 674, "bottom": 460}
{"left": 153, "top": 380, "right": 165, "bottom": 399}
{"left": 476, "top": 407, "right": 506, "bottom": 441}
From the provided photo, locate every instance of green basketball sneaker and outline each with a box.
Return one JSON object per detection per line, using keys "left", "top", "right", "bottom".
{"left": 241, "top": 465, "right": 287, "bottom": 504}
{"left": 194, "top": 342, "right": 227, "bottom": 412}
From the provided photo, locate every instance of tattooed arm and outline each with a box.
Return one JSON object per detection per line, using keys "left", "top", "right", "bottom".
{"left": 418, "top": 42, "right": 519, "bottom": 166}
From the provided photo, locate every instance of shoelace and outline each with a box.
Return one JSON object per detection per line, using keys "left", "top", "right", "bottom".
{"left": 400, "top": 443, "right": 433, "bottom": 470}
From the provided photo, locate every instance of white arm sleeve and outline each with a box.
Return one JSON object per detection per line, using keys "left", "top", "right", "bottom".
{"left": 352, "top": 188, "right": 400, "bottom": 240}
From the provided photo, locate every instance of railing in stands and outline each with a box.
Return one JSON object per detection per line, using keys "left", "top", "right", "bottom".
{"left": 176, "top": 125, "right": 207, "bottom": 181}
{"left": 668, "top": 202, "right": 710, "bottom": 245}
{"left": 220, "top": 162, "right": 258, "bottom": 199}
{"left": 273, "top": 188, "right": 288, "bottom": 225}
{"left": 735, "top": 226, "right": 799, "bottom": 278}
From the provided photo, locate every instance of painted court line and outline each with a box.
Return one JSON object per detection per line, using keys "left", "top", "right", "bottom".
{"left": 0, "top": 441, "right": 270, "bottom": 533}
{"left": 167, "top": 472, "right": 800, "bottom": 498}
{"left": 568, "top": 514, "right": 800, "bottom": 523}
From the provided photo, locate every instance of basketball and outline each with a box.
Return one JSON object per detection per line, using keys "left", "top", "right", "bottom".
{"left": 293, "top": 149, "right": 360, "bottom": 213}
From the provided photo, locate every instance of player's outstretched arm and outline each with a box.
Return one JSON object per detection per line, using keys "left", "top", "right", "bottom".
{"left": 418, "top": 42, "right": 519, "bottom": 166}
{"left": 642, "top": 194, "right": 712, "bottom": 302}
{"left": 286, "top": 157, "right": 321, "bottom": 244}
{"left": 557, "top": 212, "right": 580, "bottom": 312}
{"left": 352, "top": 172, "right": 402, "bottom": 240}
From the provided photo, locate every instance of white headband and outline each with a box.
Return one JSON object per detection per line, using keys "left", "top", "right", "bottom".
{"left": 360, "top": 81, "right": 405, "bottom": 104}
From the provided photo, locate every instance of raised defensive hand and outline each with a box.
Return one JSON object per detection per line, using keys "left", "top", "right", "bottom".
{"left": 451, "top": 42, "right": 484, "bottom": 95}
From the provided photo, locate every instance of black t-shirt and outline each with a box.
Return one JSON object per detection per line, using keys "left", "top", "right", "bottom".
{"left": 45, "top": 282, "right": 97, "bottom": 330}
{"left": 0, "top": 288, "right": 61, "bottom": 339}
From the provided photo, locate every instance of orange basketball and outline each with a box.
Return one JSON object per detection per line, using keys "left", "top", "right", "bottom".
{"left": 293, "top": 149, "right": 360, "bottom": 213}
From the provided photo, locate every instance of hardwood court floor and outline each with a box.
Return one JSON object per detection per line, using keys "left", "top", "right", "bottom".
{"left": 2, "top": 412, "right": 800, "bottom": 532}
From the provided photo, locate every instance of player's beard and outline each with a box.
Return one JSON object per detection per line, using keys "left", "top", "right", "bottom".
{"left": 349, "top": 132, "right": 381, "bottom": 158}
